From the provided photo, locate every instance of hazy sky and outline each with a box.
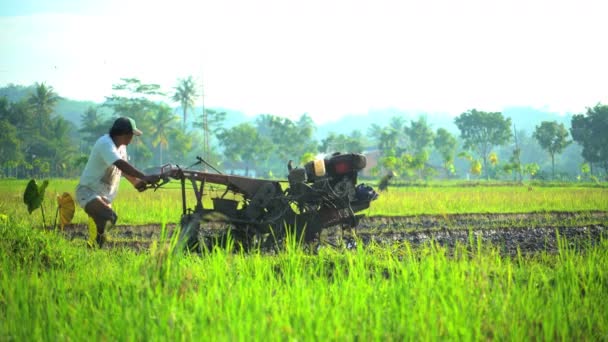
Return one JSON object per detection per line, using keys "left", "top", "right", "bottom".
{"left": 1, "top": 0, "right": 607, "bottom": 123}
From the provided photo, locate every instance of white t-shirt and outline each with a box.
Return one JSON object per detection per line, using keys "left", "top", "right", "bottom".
{"left": 77, "top": 134, "right": 127, "bottom": 203}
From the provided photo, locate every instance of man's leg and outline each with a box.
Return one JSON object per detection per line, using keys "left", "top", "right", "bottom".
{"left": 84, "top": 198, "right": 117, "bottom": 248}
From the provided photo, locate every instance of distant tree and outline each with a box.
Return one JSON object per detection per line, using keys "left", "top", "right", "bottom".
{"left": 79, "top": 106, "right": 109, "bottom": 147}
{"left": 5, "top": 86, "right": 56, "bottom": 175}
{"left": 0, "top": 97, "right": 23, "bottom": 134}
{"left": 192, "top": 108, "right": 226, "bottom": 161}
{"left": 48, "top": 116, "right": 77, "bottom": 177}
{"left": 401, "top": 151, "right": 431, "bottom": 180}
{"left": 255, "top": 114, "right": 276, "bottom": 137}
{"left": 28, "top": 82, "right": 60, "bottom": 137}
{"left": 172, "top": 76, "right": 198, "bottom": 131}
{"left": 349, "top": 130, "right": 366, "bottom": 147}
{"left": 404, "top": 116, "right": 434, "bottom": 154}
{"left": 0, "top": 119, "right": 22, "bottom": 170}
{"left": 367, "top": 123, "right": 383, "bottom": 143}
{"left": 533, "top": 121, "right": 571, "bottom": 179}
{"left": 217, "top": 123, "right": 272, "bottom": 176}
{"left": 434, "top": 128, "right": 457, "bottom": 177}
{"left": 150, "top": 105, "right": 178, "bottom": 164}
{"left": 294, "top": 114, "right": 317, "bottom": 158}
{"left": 349, "top": 131, "right": 366, "bottom": 153}
{"left": 524, "top": 163, "right": 540, "bottom": 180}
{"left": 319, "top": 130, "right": 365, "bottom": 154}
{"left": 194, "top": 108, "right": 226, "bottom": 136}
{"left": 570, "top": 104, "right": 608, "bottom": 175}
{"left": 367, "top": 116, "right": 407, "bottom": 156}
{"left": 458, "top": 151, "right": 483, "bottom": 179}
{"left": 454, "top": 109, "right": 512, "bottom": 179}
{"left": 0, "top": 97, "right": 10, "bottom": 122}
{"left": 6, "top": 100, "right": 36, "bottom": 139}
{"left": 389, "top": 116, "right": 406, "bottom": 133}
{"left": 319, "top": 132, "right": 341, "bottom": 154}
{"left": 255, "top": 114, "right": 317, "bottom": 165}
{"left": 373, "top": 127, "right": 401, "bottom": 156}
{"left": 111, "top": 78, "right": 164, "bottom": 96}
{"left": 166, "top": 129, "right": 195, "bottom": 164}
{"left": 401, "top": 115, "right": 434, "bottom": 179}
{"left": 104, "top": 78, "right": 164, "bottom": 129}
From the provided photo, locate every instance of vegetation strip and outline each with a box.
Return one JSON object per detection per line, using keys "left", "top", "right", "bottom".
{"left": 1, "top": 220, "right": 607, "bottom": 340}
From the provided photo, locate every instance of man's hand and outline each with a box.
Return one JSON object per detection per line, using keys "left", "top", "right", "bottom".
{"left": 135, "top": 180, "right": 147, "bottom": 192}
{"left": 134, "top": 175, "right": 161, "bottom": 192}
{"left": 142, "top": 174, "right": 161, "bottom": 184}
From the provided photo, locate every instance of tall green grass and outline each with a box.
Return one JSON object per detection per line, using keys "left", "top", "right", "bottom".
{"left": 1, "top": 221, "right": 606, "bottom": 340}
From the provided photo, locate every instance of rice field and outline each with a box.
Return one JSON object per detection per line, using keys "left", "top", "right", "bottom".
{"left": 367, "top": 185, "right": 608, "bottom": 216}
{"left": 1, "top": 179, "right": 607, "bottom": 225}
{"left": 1, "top": 178, "right": 607, "bottom": 340}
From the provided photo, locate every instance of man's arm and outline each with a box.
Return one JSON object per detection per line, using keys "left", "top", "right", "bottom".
{"left": 123, "top": 173, "right": 141, "bottom": 186}
{"left": 114, "top": 159, "right": 145, "bottom": 179}
{"left": 114, "top": 160, "right": 158, "bottom": 185}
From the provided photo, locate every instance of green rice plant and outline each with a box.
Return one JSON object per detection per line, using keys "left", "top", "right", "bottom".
{"left": 1, "top": 219, "right": 606, "bottom": 341}
{"left": 368, "top": 186, "right": 608, "bottom": 216}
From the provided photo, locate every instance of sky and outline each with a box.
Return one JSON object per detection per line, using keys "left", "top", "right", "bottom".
{"left": 1, "top": 0, "right": 607, "bottom": 124}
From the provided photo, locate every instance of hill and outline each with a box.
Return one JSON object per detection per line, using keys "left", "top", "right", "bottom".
{"left": 314, "top": 106, "right": 574, "bottom": 139}
{"left": 0, "top": 83, "right": 103, "bottom": 125}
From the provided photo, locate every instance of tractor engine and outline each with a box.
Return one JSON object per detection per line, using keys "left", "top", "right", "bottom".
{"left": 287, "top": 153, "right": 378, "bottom": 230}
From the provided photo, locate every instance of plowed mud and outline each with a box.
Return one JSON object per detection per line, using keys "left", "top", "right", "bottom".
{"left": 60, "top": 211, "right": 608, "bottom": 254}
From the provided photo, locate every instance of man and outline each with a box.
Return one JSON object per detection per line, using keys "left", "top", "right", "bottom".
{"left": 76, "top": 116, "right": 159, "bottom": 248}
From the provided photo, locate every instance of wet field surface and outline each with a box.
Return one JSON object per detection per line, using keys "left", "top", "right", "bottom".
{"left": 61, "top": 211, "right": 607, "bottom": 255}
{"left": 346, "top": 224, "right": 606, "bottom": 255}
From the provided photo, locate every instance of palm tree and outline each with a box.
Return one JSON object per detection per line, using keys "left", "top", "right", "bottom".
{"left": 379, "top": 128, "right": 399, "bottom": 154}
{"left": 50, "top": 116, "right": 76, "bottom": 176}
{"left": 389, "top": 116, "right": 406, "bottom": 132}
{"left": 150, "top": 105, "right": 177, "bottom": 164}
{"left": 367, "top": 123, "right": 384, "bottom": 144}
{"left": 404, "top": 116, "right": 435, "bottom": 154}
{"left": 367, "top": 118, "right": 405, "bottom": 152}
{"left": 79, "top": 107, "right": 107, "bottom": 146}
{"left": 28, "top": 82, "right": 60, "bottom": 137}
{"left": 171, "top": 76, "right": 198, "bottom": 131}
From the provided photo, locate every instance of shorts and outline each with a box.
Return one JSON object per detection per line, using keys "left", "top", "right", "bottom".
{"left": 75, "top": 185, "right": 111, "bottom": 209}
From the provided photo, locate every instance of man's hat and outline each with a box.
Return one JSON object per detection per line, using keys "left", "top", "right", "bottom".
{"left": 111, "top": 117, "right": 142, "bottom": 136}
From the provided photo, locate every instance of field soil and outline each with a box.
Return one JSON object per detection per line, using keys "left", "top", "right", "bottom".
{"left": 60, "top": 211, "right": 608, "bottom": 254}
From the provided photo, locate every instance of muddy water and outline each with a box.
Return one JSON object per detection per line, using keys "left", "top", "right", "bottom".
{"left": 60, "top": 211, "right": 607, "bottom": 254}
{"left": 342, "top": 211, "right": 608, "bottom": 254}
{"left": 337, "top": 225, "right": 606, "bottom": 255}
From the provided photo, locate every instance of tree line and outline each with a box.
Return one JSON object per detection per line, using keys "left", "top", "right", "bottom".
{"left": 0, "top": 79, "right": 606, "bottom": 182}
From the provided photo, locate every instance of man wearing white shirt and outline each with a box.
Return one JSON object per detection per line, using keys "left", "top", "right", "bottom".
{"left": 76, "top": 117, "right": 159, "bottom": 248}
